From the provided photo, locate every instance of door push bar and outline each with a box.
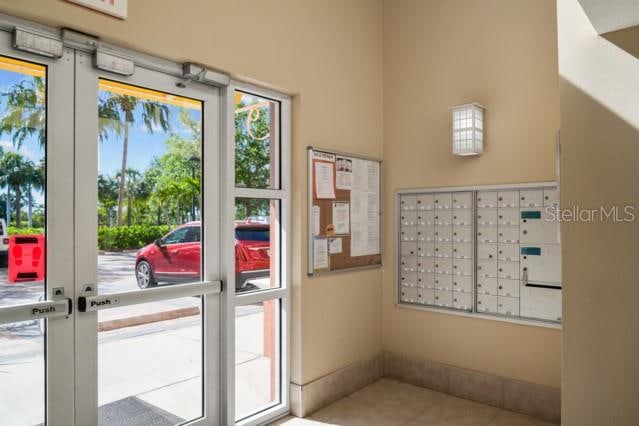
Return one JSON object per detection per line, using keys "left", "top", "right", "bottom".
{"left": 521, "top": 269, "right": 561, "bottom": 290}
{"left": 0, "top": 298, "right": 72, "bottom": 326}
{"left": 77, "top": 280, "right": 222, "bottom": 313}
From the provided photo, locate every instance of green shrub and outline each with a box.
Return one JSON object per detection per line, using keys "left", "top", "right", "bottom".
{"left": 98, "top": 225, "right": 171, "bottom": 251}
{"left": 7, "top": 227, "right": 45, "bottom": 236}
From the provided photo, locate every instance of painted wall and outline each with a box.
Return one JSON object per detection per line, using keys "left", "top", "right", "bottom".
{"left": 558, "top": 0, "right": 639, "bottom": 423}
{"left": 382, "top": 0, "right": 562, "bottom": 388}
{"left": 0, "top": 0, "right": 384, "bottom": 385}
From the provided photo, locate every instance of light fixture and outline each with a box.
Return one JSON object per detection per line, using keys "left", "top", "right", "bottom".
{"left": 450, "top": 103, "right": 485, "bottom": 156}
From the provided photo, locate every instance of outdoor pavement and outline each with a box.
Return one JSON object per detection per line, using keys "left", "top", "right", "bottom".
{"left": 0, "top": 253, "right": 274, "bottom": 425}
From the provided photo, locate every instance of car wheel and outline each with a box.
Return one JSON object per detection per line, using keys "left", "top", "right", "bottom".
{"left": 136, "top": 260, "right": 157, "bottom": 289}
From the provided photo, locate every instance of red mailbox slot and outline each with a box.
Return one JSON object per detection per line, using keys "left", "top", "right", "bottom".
{"left": 8, "top": 235, "right": 45, "bottom": 283}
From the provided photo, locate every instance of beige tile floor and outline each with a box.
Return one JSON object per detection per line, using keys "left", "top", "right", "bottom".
{"left": 270, "top": 379, "right": 558, "bottom": 426}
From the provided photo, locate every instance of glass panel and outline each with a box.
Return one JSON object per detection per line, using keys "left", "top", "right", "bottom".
{"left": 98, "top": 297, "right": 202, "bottom": 425}
{"left": 234, "top": 91, "right": 280, "bottom": 189}
{"left": 235, "top": 299, "right": 281, "bottom": 420}
{"left": 0, "top": 56, "right": 47, "bottom": 425}
{"left": 234, "top": 198, "right": 280, "bottom": 293}
{"left": 97, "top": 80, "right": 203, "bottom": 293}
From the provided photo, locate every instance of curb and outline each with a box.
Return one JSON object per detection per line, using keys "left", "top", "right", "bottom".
{"left": 98, "top": 306, "right": 200, "bottom": 332}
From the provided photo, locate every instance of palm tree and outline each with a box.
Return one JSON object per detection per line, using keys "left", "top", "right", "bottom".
{"left": 99, "top": 94, "right": 170, "bottom": 225}
{"left": 25, "top": 160, "right": 45, "bottom": 227}
{"left": 0, "top": 151, "right": 33, "bottom": 227}
{"left": 0, "top": 77, "right": 46, "bottom": 149}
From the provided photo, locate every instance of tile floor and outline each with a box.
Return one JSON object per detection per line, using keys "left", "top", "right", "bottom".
{"left": 270, "top": 379, "right": 558, "bottom": 426}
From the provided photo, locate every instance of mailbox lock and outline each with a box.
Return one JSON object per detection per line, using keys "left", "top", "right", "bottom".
{"left": 523, "top": 230, "right": 528, "bottom": 234}
{"left": 498, "top": 285, "right": 503, "bottom": 289}
{"left": 523, "top": 267, "right": 528, "bottom": 271}
{"left": 498, "top": 197, "right": 503, "bottom": 201}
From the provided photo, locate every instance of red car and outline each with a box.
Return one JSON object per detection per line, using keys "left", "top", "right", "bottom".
{"left": 135, "top": 221, "right": 270, "bottom": 291}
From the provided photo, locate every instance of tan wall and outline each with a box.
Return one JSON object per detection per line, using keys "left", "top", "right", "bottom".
{"left": 558, "top": 0, "right": 639, "bottom": 424}
{"left": 382, "top": 0, "right": 561, "bottom": 388}
{"left": 0, "top": 0, "right": 384, "bottom": 385}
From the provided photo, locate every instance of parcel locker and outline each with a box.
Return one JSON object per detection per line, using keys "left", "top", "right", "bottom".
{"left": 520, "top": 209, "right": 559, "bottom": 244}
{"left": 477, "top": 226, "right": 497, "bottom": 243}
{"left": 418, "top": 272, "right": 435, "bottom": 289}
{"left": 498, "top": 244, "right": 519, "bottom": 262}
{"left": 477, "top": 191, "right": 497, "bottom": 208}
{"left": 477, "top": 277, "right": 498, "bottom": 295}
{"left": 497, "top": 296, "right": 520, "bottom": 316}
{"left": 417, "top": 211, "right": 435, "bottom": 227}
{"left": 452, "top": 226, "right": 472, "bottom": 243}
{"left": 453, "top": 209, "right": 472, "bottom": 226}
{"left": 400, "top": 272, "right": 417, "bottom": 287}
{"left": 477, "top": 294, "right": 498, "bottom": 313}
{"left": 417, "top": 194, "right": 435, "bottom": 210}
{"left": 453, "top": 192, "right": 472, "bottom": 209}
{"left": 434, "top": 274, "right": 453, "bottom": 291}
{"left": 498, "top": 190, "right": 519, "bottom": 208}
{"left": 401, "top": 242, "right": 418, "bottom": 257}
{"left": 434, "top": 258, "right": 453, "bottom": 275}
{"left": 418, "top": 289, "right": 436, "bottom": 305}
{"left": 435, "top": 226, "right": 453, "bottom": 242}
{"left": 434, "top": 243, "right": 453, "bottom": 258}
{"left": 498, "top": 227, "right": 519, "bottom": 244}
{"left": 520, "top": 244, "right": 561, "bottom": 284}
{"left": 498, "top": 262, "right": 520, "bottom": 280}
{"left": 453, "top": 258, "right": 473, "bottom": 276}
{"left": 435, "top": 210, "right": 453, "bottom": 226}
{"left": 401, "top": 195, "right": 417, "bottom": 211}
{"left": 519, "top": 189, "right": 543, "bottom": 207}
{"left": 417, "top": 227, "right": 435, "bottom": 242}
{"left": 452, "top": 275, "right": 472, "bottom": 293}
{"left": 497, "top": 279, "right": 520, "bottom": 297}
{"left": 400, "top": 286, "right": 418, "bottom": 304}
{"left": 418, "top": 242, "right": 436, "bottom": 258}
{"left": 400, "top": 257, "right": 417, "bottom": 273}
{"left": 400, "top": 211, "right": 417, "bottom": 227}
{"left": 477, "top": 259, "right": 498, "bottom": 277}
{"left": 400, "top": 227, "right": 417, "bottom": 242}
{"left": 453, "top": 292, "right": 472, "bottom": 310}
{"left": 417, "top": 257, "right": 435, "bottom": 274}
{"left": 434, "top": 193, "right": 453, "bottom": 210}
{"left": 521, "top": 286, "right": 562, "bottom": 322}
{"left": 434, "top": 290, "right": 453, "bottom": 307}
{"left": 452, "top": 242, "right": 472, "bottom": 259}
{"left": 543, "top": 188, "right": 558, "bottom": 207}
{"left": 477, "top": 209, "right": 497, "bottom": 225}
{"left": 478, "top": 243, "right": 497, "bottom": 260}
{"left": 498, "top": 209, "right": 519, "bottom": 226}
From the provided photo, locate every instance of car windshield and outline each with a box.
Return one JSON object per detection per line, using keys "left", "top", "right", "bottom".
{"left": 235, "top": 227, "right": 269, "bottom": 242}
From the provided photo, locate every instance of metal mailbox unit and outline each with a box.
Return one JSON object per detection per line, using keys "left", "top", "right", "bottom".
{"left": 396, "top": 182, "right": 562, "bottom": 326}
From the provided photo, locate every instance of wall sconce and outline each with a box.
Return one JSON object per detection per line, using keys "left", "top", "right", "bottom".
{"left": 450, "top": 103, "right": 485, "bottom": 156}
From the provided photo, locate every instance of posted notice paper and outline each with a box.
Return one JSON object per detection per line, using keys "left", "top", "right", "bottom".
{"left": 336, "top": 156, "right": 353, "bottom": 190}
{"left": 350, "top": 158, "right": 380, "bottom": 257}
{"left": 313, "top": 238, "right": 329, "bottom": 270}
{"left": 312, "top": 205, "right": 321, "bottom": 236}
{"left": 314, "top": 161, "right": 336, "bottom": 199}
{"left": 332, "top": 202, "right": 350, "bottom": 234}
{"left": 329, "top": 238, "right": 343, "bottom": 254}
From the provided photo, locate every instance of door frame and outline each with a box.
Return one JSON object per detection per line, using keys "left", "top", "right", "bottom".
{"left": 0, "top": 27, "right": 75, "bottom": 425}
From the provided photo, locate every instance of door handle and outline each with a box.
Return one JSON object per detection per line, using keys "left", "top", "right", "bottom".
{"left": 0, "top": 298, "right": 72, "bottom": 326}
{"left": 171, "top": 250, "right": 179, "bottom": 254}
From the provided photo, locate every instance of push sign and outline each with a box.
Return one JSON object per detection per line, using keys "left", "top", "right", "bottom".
{"left": 78, "top": 295, "right": 120, "bottom": 312}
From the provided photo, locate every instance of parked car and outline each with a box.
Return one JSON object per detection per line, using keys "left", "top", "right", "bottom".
{"left": 135, "top": 221, "right": 270, "bottom": 291}
{"left": 0, "top": 219, "right": 8, "bottom": 268}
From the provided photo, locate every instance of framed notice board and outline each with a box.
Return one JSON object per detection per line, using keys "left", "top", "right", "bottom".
{"left": 307, "top": 147, "right": 382, "bottom": 275}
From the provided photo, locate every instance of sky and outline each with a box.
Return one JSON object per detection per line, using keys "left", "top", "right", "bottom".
{"left": 0, "top": 67, "right": 201, "bottom": 209}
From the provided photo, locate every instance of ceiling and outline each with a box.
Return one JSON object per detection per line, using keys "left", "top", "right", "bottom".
{"left": 579, "top": 0, "right": 639, "bottom": 34}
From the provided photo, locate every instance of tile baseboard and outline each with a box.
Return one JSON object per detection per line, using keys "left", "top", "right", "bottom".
{"left": 383, "top": 351, "right": 561, "bottom": 423}
{"left": 289, "top": 353, "right": 384, "bottom": 418}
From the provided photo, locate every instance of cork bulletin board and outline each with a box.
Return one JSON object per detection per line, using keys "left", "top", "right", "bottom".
{"left": 307, "top": 147, "right": 382, "bottom": 275}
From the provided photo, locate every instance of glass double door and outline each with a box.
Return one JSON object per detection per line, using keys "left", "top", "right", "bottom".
{"left": 0, "top": 31, "right": 221, "bottom": 426}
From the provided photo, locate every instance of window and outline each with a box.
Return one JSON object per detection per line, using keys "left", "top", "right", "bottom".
{"left": 229, "top": 86, "right": 290, "bottom": 424}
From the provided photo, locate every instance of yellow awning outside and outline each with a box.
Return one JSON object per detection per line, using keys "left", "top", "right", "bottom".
{"left": 99, "top": 79, "right": 201, "bottom": 110}
{"left": 0, "top": 56, "right": 45, "bottom": 78}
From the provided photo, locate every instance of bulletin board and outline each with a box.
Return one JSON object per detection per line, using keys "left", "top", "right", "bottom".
{"left": 307, "top": 147, "right": 382, "bottom": 275}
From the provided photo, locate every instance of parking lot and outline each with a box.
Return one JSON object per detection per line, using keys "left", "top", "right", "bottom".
{"left": 0, "top": 253, "right": 274, "bottom": 425}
